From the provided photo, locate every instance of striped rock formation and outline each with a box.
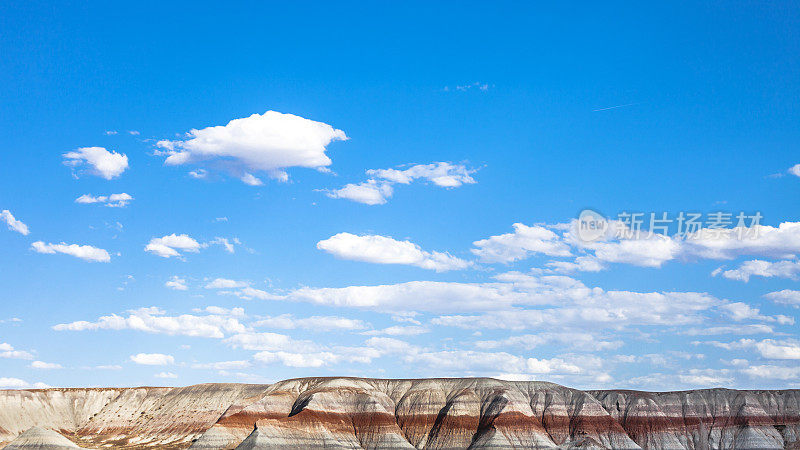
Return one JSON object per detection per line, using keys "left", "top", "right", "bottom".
{"left": 1, "top": 378, "right": 799, "bottom": 449}
{"left": 2, "top": 426, "right": 81, "bottom": 449}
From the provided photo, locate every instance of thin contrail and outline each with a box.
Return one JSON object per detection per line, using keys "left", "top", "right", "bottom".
{"left": 592, "top": 102, "right": 638, "bottom": 112}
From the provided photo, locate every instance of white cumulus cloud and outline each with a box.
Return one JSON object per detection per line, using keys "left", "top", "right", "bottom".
{"left": 53, "top": 307, "right": 247, "bottom": 339}
{"left": 154, "top": 371, "right": 178, "bottom": 379}
{"left": 789, "top": 163, "right": 800, "bottom": 177}
{"left": 145, "top": 234, "right": 239, "bottom": 258}
{"left": 1, "top": 210, "right": 29, "bottom": 235}
{"left": 764, "top": 289, "right": 800, "bottom": 308}
{"left": 317, "top": 232, "right": 470, "bottom": 272}
{"left": 165, "top": 276, "right": 188, "bottom": 291}
{"left": 63, "top": 147, "right": 129, "bottom": 179}
{"left": 0, "top": 343, "right": 34, "bottom": 360}
{"left": 130, "top": 353, "right": 174, "bottom": 365}
{"left": 326, "top": 162, "right": 476, "bottom": 205}
{"left": 145, "top": 234, "right": 202, "bottom": 258}
{"left": 75, "top": 193, "right": 133, "bottom": 208}
{"left": 0, "top": 378, "right": 50, "bottom": 389}
{"left": 471, "top": 223, "right": 572, "bottom": 263}
{"left": 31, "top": 241, "right": 110, "bottom": 262}
{"left": 157, "top": 111, "right": 347, "bottom": 184}
{"left": 204, "top": 278, "right": 248, "bottom": 289}
{"left": 713, "top": 259, "right": 800, "bottom": 282}
{"left": 30, "top": 361, "right": 62, "bottom": 370}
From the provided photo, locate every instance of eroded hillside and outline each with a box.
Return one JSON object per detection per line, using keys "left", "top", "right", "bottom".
{"left": 1, "top": 378, "right": 798, "bottom": 449}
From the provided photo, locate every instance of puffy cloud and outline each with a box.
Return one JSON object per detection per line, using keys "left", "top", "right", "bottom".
{"left": 165, "top": 276, "right": 188, "bottom": 291}
{"left": 253, "top": 314, "right": 368, "bottom": 331}
{"left": 789, "top": 164, "right": 800, "bottom": 177}
{"left": 764, "top": 289, "right": 800, "bottom": 308}
{"left": 228, "top": 286, "right": 282, "bottom": 301}
{"left": 204, "top": 278, "right": 248, "bottom": 289}
{"left": 704, "top": 338, "right": 800, "bottom": 360}
{"left": 144, "top": 234, "right": 202, "bottom": 258}
{"left": 130, "top": 353, "right": 174, "bottom": 365}
{"left": 63, "top": 146, "right": 129, "bottom": 179}
{"left": 544, "top": 256, "right": 606, "bottom": 273}
{"left": 154, "top": 371, "right": 178, "bottom": 378}
{"left": 75, "top": 193, "right": 133, "bottom": 208}
{"left": 189, "top": 169, "right": 207, "bottom": 179}
{"left": 325, "top": 180, "right": 393, "bottom": 205}
{"left": 0, "top": 378, "right": 49, "bottom": 389}
{"left": 741, "top": 364, "right": 800, "bottom": 380}
{"left": 53, "top": 307, "right": 247, "bottom": 339}
{"left": 282, "top": 280, "right": 526, "bottom": 313}
{"left": 31, "top": 241, "right": 110, "bottom": 262}
{"left": 157, "top": 111, "right": 347, "bottom": 184}
{"left": 1, "top": 210, "right": 29, "bottom": 235}
{"left": 471, "top": 224, "right": 572, "bottom": 263}
{"left": 240, "top": 173, "right": 264, "bottom": 186}
{"left": 0, "top": 343, "right": 34, "bottom": 360}
{"left": 145, "top": 234, "right": 239, "bottom": 258}
{"left": 326, "top": 162, "right": 476, "bottom": 205}
{"left": 586, "top": 236, "right": 682, "bottom": 268}
{"left": 280, "top": 274, "right": 721, "bottom": 331}
{"left": 317, "top": 233, "right": 470, "bottom": 272}
{"left": 223, "top": 332, "right": 301, "bottom": 352}
{"left": 712, "top": 259, "right": 800, "bottom": 282}
{"left": 253, "top": 351, "right": 339, "bottom": 368}
{"left": 30, "top": 361, "right": 62, "bottom": 370}
{"left": 501, "top": 219, "right": 800, "bottom": 270}
{"left": 718, "top": 302, "right": 793, "bottom": 324}
{"left": 366, "top": 162, "right": 477, "bottom": 188}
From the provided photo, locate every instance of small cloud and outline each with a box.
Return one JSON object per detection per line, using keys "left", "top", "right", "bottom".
{"left": 165, "top": 276, "right": 188, "bottom": 291}
{"left": 31, "top": 241, "right": 111, "bottom": 262}
{"left": 204, "top": 278, "right": 248, "bottom": 289}
{"left": 789, "top": 164, "right": 800, "bottom": 178}
{"left": 241, "top": 173, "right": 264, "bottom": 186}
{"left": 444, "top": 82, "right": 491, "bottom": 92}
{"left": 154, "top": 371, "right": 178, "bottom": 379}
{"left": 1, "top": 210, "right": 29, "bottom": 235}
{"left": 30, "top": 361, "right": 62, "bottom": 370}
{"left": 0, "top": 342, "right": 34, "bottom": 360}
{"left": 325, "top": 162, "right": 476, "bottom": 205}
{"left": 105, "top": 130, "right": 118, "bottom": 135}
{"left": 63, "top": 147, "right": 129, "bottom": 180}
{"left": 128, "top": 130, "right": 140, "bottom": 136}
{"left": 189, "top": 169, "right": 208, "bottom": 179}
{"left": 144, "top": 234, "right": 202, "bottom": 258}
{"left": 75, "top": 193, "right": 133, "bottom": 208}
{"left": 156, "top": 110, "right": 347, "bottom": 185}
{"left": 130, "top": 353, "right": 174, "bottom": 365}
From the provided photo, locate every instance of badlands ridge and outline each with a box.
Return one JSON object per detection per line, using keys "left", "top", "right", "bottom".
{"left": 0, "top": 377, "right": 798, "bottom": 449}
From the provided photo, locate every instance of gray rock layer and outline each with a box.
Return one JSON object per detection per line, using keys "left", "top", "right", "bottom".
{"left": 1, "top": 378, "right": 798, "bottom": 449}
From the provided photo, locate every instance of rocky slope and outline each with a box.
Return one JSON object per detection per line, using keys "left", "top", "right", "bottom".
{"left": 0, "top": 378, "right": 798, "bottom": 449}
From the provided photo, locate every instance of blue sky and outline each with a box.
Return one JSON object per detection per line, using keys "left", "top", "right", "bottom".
{"left": 1, "top": 1, "right": 799, "bottom": 390}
